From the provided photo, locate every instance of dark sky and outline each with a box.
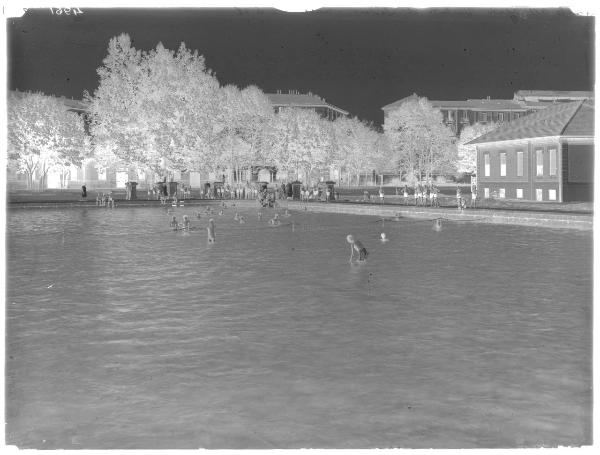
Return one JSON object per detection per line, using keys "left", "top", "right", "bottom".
{"left": 7, "top": 7, "right": 595, "bottom": 125}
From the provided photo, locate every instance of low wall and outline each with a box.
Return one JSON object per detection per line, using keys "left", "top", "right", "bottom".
{"left": 282, "top": 201, "right": 593, "bottom": 231}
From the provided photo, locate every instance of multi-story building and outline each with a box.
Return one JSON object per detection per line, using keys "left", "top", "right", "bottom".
{"left": 469, "top": 99, "right": 594, "bottom": 202}
{"left": 382, "top": 90, "right": 594, "bottom": 136}
{"left": 382, "top": 93, "right": 530, "bottom": 135}
{"left": 513, "top": 90, "right": 594, "bottom": 112}
{"left": 266, "top": 90, "right": 349, "bottom": 120}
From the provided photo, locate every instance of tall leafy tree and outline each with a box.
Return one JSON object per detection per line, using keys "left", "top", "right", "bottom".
{"left": 86, "top": 34, "right": 222, "bottom": 178}
{"left": 270, "top": 108, "right": 332, "bottom": 183}
{"left": 383, "top": 97, "right": 457, "bottom": 181}
{"left": 7, "top": 91, "right": 88, "bottom": 190}
{"left": 332, "top": 116, "right": 382, "bottom": 186}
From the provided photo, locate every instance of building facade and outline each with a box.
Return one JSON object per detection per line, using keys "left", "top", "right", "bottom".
{"left": 469, "top": 99, "right": 594, "bottom": 202}
{"left": 382, "top": 93, "right": 530, "bottom": 135}
{"left": 382, "top": 91, "right": 594, "bottom": 136}
{"left": 266, "top": 90, "right": 349, "bottom": 120}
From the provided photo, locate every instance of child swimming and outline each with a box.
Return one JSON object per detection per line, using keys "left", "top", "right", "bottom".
{"left": 239, "top": 215, "right": 246, "bottom": 224}
{"left": 233, "top": 212, "right": 239, "bottom": 221}
{"left": 346, "top": 235, "right": 368, "bottom": 263}
{"left": 380, "top": 233, "right": 389, "bottom": 242}
{"left": 269, "top": 214, "right": 281, "bottom": 226}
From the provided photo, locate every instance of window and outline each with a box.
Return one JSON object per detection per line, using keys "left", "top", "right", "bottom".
{"left": 517, "top": 151, "right": 524, "bottom": 177}
{"left": 484, "top": 153, "right": 490, "bottom": 177}
{"left": 549, "top": 148, "right": 557, "bottom": 176}
{"left": 479, "top": 112, "right": 487, "bottom": 122}
{"left": 97, "top": 168, "right": 106, "bottom": 181}
{"left": 516, "top": 188, "right": 523, "bottom": 199}
{"left": 500, "top": 152, "right": 506, "bottom": 177}
{"left": 498, "top": 188, "right": 505, "bottom": 198}
{"left": 548, "top": 189, "right": 557, "bottom": 200}
{"left": 498, "top": 113, "right": 505, "bottom": 121}
{"left": 484, "top": 188, "right": 490, "bottom": 198}
{"left": 536, "top": 189, "right": 543, "bottom": 201}
{"left": 536, "top": 149, "right": 544, "bottom": 176}
{"left": 447, "top": 110, "right": 454, "bottom": 121}
{"left": 514, "top": 113, "right": 520, "bottom": 119}
{"left": 462, "top": 110, "right": 469, "bottom": 121}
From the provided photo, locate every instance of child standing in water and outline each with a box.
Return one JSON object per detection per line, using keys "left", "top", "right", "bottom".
{"left": 346, "top": 235, "right": 368, "bottom": 263}
{"left": 182, "top": 215, "right": 191, "bottom": 230}
{"left": 207, "top": 219, "right": 216, "bottom": 243}
{"left": 170, "top": 215, "right": 179, "bottom": 230}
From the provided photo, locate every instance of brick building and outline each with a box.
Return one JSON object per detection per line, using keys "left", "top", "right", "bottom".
{"left": 469, "top": 99, "right": 594, "bottom": 202}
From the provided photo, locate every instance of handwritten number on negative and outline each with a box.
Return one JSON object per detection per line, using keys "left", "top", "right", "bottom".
{"left": 50, "top": 8, "right": 83, "bottom": 15}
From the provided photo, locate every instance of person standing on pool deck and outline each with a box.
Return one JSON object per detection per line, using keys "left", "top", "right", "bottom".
{"left": 346, "top": 235, "right": 368, "bottom": 263}
{"left": 81, "top": 185, "right": 87, "bottom": 201}
{"left": 456, "top": 186, "right": 463, "bottom": 211}
{"left": 403, "top": 185, "right": 409, "bottom": 206}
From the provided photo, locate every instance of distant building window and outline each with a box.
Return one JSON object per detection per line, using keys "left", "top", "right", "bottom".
{"left": 498, "top": 188, "right": 505, "bottom": 198}
{"left": 500, "top": 152, "right": 506, "bottom": 177}
{"left": 462, "top": 111, "right": 469, "bottom": 121}
{"left": 516, "top": 188, "right": 523, "bottom": 199}
{"left": 97, "top": 168, "right": 106, "bottom": 181}
{"left": 479, "top": 112, "right": 487, "bottom": 122}
{"left": 536, "top": 188, "right": 543, "bottom": 201}
{"left": 549, "top": 148, "right": 557, "bottom": 176}
{"left": 517, "top": 151, "right": 524, "bottom": 177}
{"left": 536, "top": 149, "right": 544, "bottom": 176}
{"left": 484, "top": 187, "right": 490, "bottom": 198}
{"left": 498, "top": 113, "right": 505, "bottom": 121}
{"left": 484, "top": 153, "right": 490, "bottom": 177}
{"left": 447, "top": 110, "right": 454, "bottom": 121}
{"left": 548, "top": 189, "right": 557, "bottom": 201}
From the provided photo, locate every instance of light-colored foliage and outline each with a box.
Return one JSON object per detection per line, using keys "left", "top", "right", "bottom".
{"left": 456, "top": 122, "right": 499, "bottom": 174}
{"left": 383, "top": 97, "right": 457, "bottom": 181}
{"left": 7, "top": 91, "right": 88, "bottom": 189}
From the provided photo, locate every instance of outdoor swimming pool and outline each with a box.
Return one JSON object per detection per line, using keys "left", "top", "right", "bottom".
{"left": 5, "top": 204, "right": 592, "bottom": 449}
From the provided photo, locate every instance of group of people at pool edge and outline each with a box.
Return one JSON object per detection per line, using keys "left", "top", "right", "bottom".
{"left": 393, "top": 182, "right": 478, "bottom": 210}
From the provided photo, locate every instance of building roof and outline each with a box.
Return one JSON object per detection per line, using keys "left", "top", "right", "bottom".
{"left": 266, "top": 92, "right": 348, "bottom": 115}
{"left": 514, "top": 90, "right": 594, "bottom": 100}
{"left": 381, "top": 93, "right": 527, "bottom": 112}
{"left": 468, "top": 99, "right": 594, "bottom": 145}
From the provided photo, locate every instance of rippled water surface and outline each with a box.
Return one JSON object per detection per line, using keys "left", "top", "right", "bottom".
{"left": 5, "top": 204, "right": 592, "bottom": 449}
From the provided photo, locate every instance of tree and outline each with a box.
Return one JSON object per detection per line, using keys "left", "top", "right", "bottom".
{"left": 86, "top": 34, "right": 223, "bottom": 178}
{"left": 456, "top": 122, "right": 499, "bottom": 174}
{"left": 269, "top": 108, "right": 332, "bottom": 184}
{"left": 7, "top": 91, "right": 88, "bottom": 190}
{"left": 332, "top": 116, "right": 382, "bottom": 186}
{"left": 383, "top": 97, "right": 457, "bottom": 182}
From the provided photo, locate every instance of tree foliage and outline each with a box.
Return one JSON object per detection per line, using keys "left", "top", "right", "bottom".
{"left": 456, "top": 122, "right": 499, "bottom": 174}
{"left": 7, "top": 91, "right": 88, "bottom": 189}
{"left": 383, "top": 97, "right": 457, "bottom": 181}
{"left": 86, "top": 34, "right": 222, "bottom": 176}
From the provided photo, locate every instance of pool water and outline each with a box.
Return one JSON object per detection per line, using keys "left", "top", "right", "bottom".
{"left": 5, "top": 204, "right": 592, "bottom": 449}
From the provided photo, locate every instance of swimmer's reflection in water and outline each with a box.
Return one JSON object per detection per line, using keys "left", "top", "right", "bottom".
{"left": 347, "top": 235, "right": 368, "bottom": 263}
